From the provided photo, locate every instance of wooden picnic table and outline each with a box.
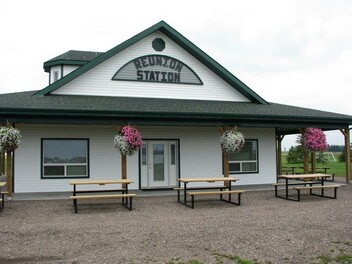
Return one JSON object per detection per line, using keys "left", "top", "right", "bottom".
{"left": 282, "top": 166, "right": 297, "bottom": 174}
{"left": 299, "top": 167, "right": 330, "bottom": 173}
{"left": 69, "top": 179, "right": 135, "bottom": 213}
{"left": 275, "top": 174, "right": 340, "bottom": 201}
{"left": 176, "top": 177, "right": 244, "bottom": 208}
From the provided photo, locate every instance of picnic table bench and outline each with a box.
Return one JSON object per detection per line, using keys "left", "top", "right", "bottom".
{"left": 275, "top": 174, "right": 341, "bottom": 201}
{"left": 176, "top": 177, "right": 245, "bottom": 208}
{"left": 187, "top": 189, "right": 245, "bottom": 209}
{"left": 69, "top": 179, "right": 135, "bottom": 213}
{"left": 0, "top": 182, "right": 6, "bottom": 210}
{"left": 293, "top": 185, "right": 340, "bottom": 201}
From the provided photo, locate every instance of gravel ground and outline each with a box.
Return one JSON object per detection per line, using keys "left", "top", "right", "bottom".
{"left": 0, "top": 183, "right": 351, "bottom": 264}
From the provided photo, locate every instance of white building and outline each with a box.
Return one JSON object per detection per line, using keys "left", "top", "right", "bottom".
{"left": 0, "top": 21, "right": 351, "bottom": 194}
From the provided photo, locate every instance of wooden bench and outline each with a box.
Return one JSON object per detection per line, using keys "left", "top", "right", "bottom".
{"left": 293, "top": 185, "right": 341, "bottom": 201}
{"left": 74, "top": 188, "right": 126, "bottom": 194}
{"left": 174, "top": 186, "right": 227, "bottom": 202}
{"left": 273, "top": 181, "right": 318, "bottom": 197}
{"left": 186, "top": 190, "right": 245, "bottom": 209}
{"left": 70, "top": 193, "right": 136, "bottom": 213}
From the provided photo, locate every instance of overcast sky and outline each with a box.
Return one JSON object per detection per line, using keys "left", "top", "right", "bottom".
{"left": 1, "top": 0, "right": 351, "bottom": 149}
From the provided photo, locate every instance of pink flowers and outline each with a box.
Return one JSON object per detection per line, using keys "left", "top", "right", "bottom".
{"left": 114, "top": 125, "right": 143, "bottom": 156}
{"left": 302, "top": 127, "right": 328, "bottom": 152}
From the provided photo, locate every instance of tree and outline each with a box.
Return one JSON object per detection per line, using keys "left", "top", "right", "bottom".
{"left": 328, "top": 145, "right": 343, "bottom": 152}
{"left": 286, "top": 145, "right": 304, "bottom": 164}
{"left": 338, "top": 146, "right": 346, "bottom": 162}
{"left": 316, "top": 151, "right": 328, "bottom": 164}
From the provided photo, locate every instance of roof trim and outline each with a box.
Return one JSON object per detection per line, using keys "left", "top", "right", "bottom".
{"left": 33, "top": 21, "right": 269, "bottom": 104}
{"left": 43, "top": 60, "right": 87, "bottom": 73}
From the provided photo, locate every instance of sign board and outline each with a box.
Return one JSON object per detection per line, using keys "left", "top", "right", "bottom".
{"left": 112, "top": 55, "right": 203, "bottom": 85}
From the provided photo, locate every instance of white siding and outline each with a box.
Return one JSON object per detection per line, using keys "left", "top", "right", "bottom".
{"left": 14, "top": 124, "right": 139, "bottom": 193}
{"left": 63, "top": 65, "right": 79, "bottom": 76}
{"left": 14, "top": 124, "right": 276, "bottom": 193}
{"left": 53, "top": 31, "right": 250, "bottom": 102}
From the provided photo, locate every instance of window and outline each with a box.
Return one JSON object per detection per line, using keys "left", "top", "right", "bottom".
{"left": 141, "top": 143, "right": 147, "bottom": 165}
{"left": 42, "top": 139, "right": 89, "bottom": 179}
{"left": 228, "top": 140, "right": 258, "bottom": 174}
{"left": 53, "top": 71, "right": 59, "bottom": 82}
{"left": 170, "top": 144, "right": 176, "bottom": 165}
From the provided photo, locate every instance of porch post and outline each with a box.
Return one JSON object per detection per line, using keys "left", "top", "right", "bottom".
{"left": 348, "top": 128, "right": 351, "bottom": 183}
{"left": 222, "top": 126, "right": 230, "bottom": 187}
{"left": 339, "top": 128, "right": 351, "bottom": 183}
{"left": 0, "top": 152, "right": 5, "bottom": 176}
{"left": 303, "top": 151, "right": 309, "bottom": 174}
{"left": 311, "top": 152, "right": 316, "bottom": 174}
{"left": 223, "top": 153, "right": 229, "bottom": 177}
{"left": 342, "top": 128, "right": 351, "bottom": 183}
{"left": 6, "top": 151, "right": 12, "bottom": 197}
{"left": 300, "top": 129, "right": 309, "bottom": 174}
{"left": 276, "top": 134, "right": 284, "bottom": 177}
{"left": 299, "top": 128, "right": 309, "bottom": 174}
{"left": 121, "top": 155, "right": 127, "bottom": 188}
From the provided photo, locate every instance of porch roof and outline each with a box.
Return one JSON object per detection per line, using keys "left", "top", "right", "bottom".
{"left": 0, "top": 91, "right": 351, "bottom": 134}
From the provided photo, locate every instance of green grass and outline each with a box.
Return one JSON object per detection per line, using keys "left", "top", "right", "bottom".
{"left": 316, "top": 253, "right": 352, "bottom": 264}
{"left": 281, "top": 152, "right": 350, "bottom": 177}
{"left": 164, "top": 249, "right": 352, "bottom": 264}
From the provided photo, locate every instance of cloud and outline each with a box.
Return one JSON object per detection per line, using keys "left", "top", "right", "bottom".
{"left": 0, "top": 1, "right": 351, "bottom": 140}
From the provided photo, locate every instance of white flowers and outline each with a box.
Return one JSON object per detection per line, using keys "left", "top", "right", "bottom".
{"left": 0, "top": 126, "right": 21, "bottom": 152}
{"left": 220, "top": 128, "right": 245, "bottom": 154}
{"left": 114, "top": 125, "right": 143, "bottom": 156}
{"left": 114, "top": 134, "right": 134, "bottom": 156}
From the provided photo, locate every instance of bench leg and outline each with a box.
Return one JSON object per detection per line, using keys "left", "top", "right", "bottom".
{"left": 177, "top": 190, "right": 180, "bottom": 202}
{"left": 220, "top": 193, "right": 242, "bottom": 206}
{"left": 73, "top": 199, "right": 78, "bottom": 213}
{"left": 297, "top": 189, "right": 301, "bottom": 202}
{"left": 122, "top": 196, "right": 134, "bottom": 211}
{"left": 191, "top": 195, "right": 194, "bottom": 209}
{"left": 129, "top": 196, "right": 133, "bottom": 211}
{"left": 1, "top": 194, "right": 4, "bottom": 207}
{"left": 310, "top": 187, "right": 338, "bottom": 199}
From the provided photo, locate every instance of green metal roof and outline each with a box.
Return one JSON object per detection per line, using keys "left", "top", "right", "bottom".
{"left": 1, "top": 91, "right": 351, "bottom": 134}
{"left": 43, "top": 50, "right": 103, "bottom": 72}
{"left": 34, "top": 21, "right": 268, "bottom": 104}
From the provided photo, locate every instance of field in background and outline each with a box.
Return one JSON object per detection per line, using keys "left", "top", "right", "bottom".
{"left": 281, "top": 152, "right": 348, "bottom": 177}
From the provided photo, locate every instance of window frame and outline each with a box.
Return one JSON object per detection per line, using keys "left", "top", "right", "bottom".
{"left": 41, "top": 138, "right": 90, "bottom": 179}
{"left": 226, "top": 139, "right": 259, "bottom": 174}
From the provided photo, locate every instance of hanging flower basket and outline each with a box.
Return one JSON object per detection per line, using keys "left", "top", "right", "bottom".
{"left": 302, "top": 127, "right": 328, "bottom": 152}
{"left": 0, "top": 126, "right": 21, "bottom": 152}
{"left": 114, "top": 125, "right": 143, "bottom": 156}
{"left": 220, "top": 128, "right": 245, "bottom": 154}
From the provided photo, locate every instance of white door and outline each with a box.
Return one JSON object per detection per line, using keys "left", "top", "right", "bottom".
{"left": 140, "top": 140, "right": 178, "bottom": 189}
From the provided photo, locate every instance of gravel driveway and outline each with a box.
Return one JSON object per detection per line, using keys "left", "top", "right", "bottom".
{"left": 0, "top": 183, "right": 351, "bottom": 264}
